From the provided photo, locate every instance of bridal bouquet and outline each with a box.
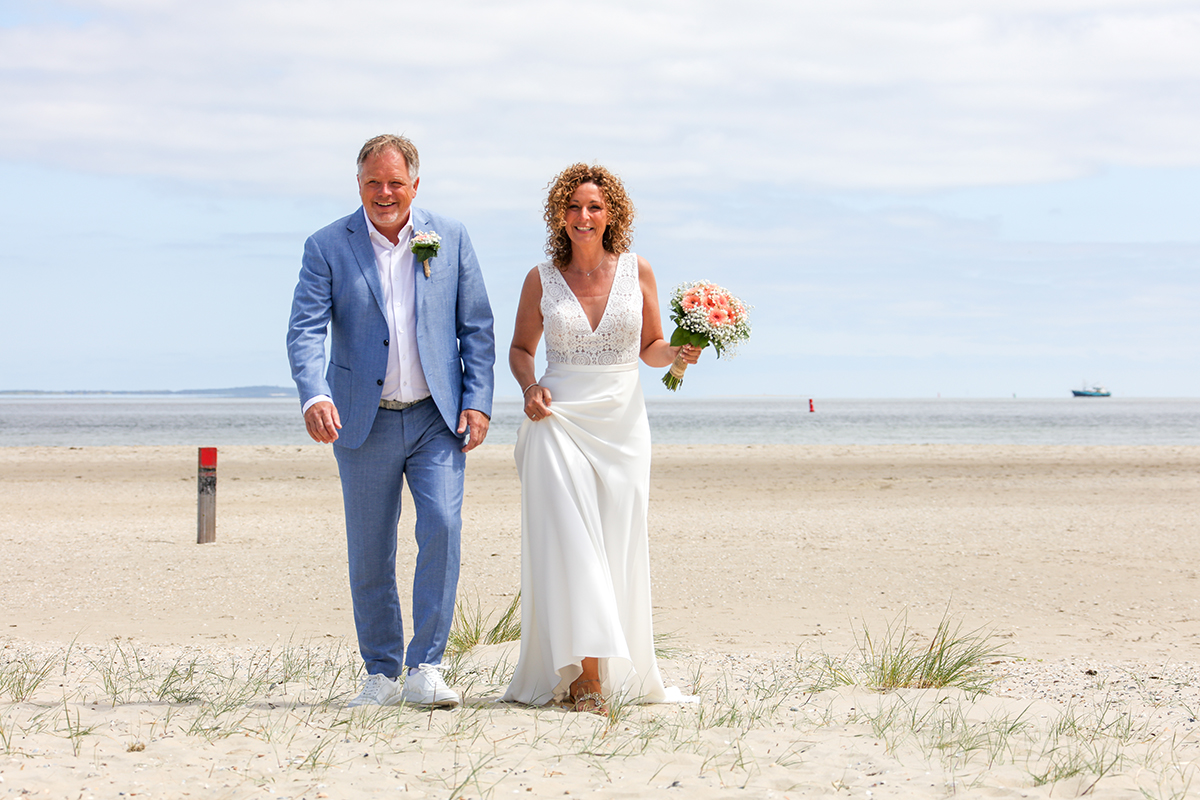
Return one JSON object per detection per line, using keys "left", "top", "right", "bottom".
{"left": 662, "top": 281, "right": 751, "bottom": 391}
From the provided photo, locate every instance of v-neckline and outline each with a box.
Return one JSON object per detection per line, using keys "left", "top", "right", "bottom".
{"left": 561, "top": 254, "right": 619, "bottom": 334}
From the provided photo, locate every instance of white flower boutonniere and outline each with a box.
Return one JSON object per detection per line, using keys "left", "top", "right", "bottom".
{"left": 411, "top": 231, "right": 441, "bottom": 278}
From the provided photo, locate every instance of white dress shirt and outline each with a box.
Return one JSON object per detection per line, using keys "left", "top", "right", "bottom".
{"left": 301, "top": 210, "right": 430, "bottom": 414}
{"left": 366, "top": 211, "right": 430, "bottom": 403}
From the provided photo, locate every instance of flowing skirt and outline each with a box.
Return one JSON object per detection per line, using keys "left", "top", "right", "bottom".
{"left": 502, "top": 361, "right": 676, "bottom": 705}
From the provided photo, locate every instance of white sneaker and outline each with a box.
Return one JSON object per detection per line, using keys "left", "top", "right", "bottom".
{"left": 347, "top": 673, "right": 403, "bottom": 707}
{"left": 400, "top": 663, "right": 460, "bottom": 708}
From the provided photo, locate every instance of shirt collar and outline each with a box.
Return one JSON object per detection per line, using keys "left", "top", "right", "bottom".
{"left": 363, "top": 208, "right": 413, "bottom": 249}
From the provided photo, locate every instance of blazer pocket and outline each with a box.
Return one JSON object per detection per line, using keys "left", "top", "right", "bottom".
{"left": 423, "top": 257, "right": 454, "bottom": 284}
{"left": 326, "top": 362, "right": 353, "bottom": 408}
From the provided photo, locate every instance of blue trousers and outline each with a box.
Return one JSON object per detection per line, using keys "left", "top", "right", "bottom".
{"left": 333, "top": 398, "right": 465, "bottom": 678}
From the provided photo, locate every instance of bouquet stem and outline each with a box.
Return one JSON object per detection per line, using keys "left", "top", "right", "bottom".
{"left": 662, "top": 350, "right": 689, "bottom": 391}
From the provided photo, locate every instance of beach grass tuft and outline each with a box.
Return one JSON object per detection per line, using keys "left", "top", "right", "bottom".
{"left": 0, "top": 652, "right": 56, "bottom": 702}
{"left": 652, "top": 627, "right": 686, "bottom": 660}
{"left": 447, "top": 592, "right": 521, "bottom": 656}
{"left": 855, "top": 610, "right": 1006, "bottom": 694}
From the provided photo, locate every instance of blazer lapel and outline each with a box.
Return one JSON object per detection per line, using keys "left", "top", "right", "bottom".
{"left": 411, "top": 207, "right": 431, "bottom": 312}
{"left": 346, "top": 208, "right": 387, "bottom": 318}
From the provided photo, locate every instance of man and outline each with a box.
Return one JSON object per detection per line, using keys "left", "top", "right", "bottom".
{"left": 287, "top": 134, "right": 495, "bottom": 708}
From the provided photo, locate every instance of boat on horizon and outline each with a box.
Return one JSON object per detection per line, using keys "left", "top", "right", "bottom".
{"left": 1072, "top": 384, "right": 1111, "bottom": 397}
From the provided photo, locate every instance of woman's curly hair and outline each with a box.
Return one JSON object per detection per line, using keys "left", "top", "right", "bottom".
{"left": 544, "top": 163, "right": 635, "bottom": 270}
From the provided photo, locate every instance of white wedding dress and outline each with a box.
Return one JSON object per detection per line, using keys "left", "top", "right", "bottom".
{"left": 502, "top": 253, "right": 688, "bottom": 706}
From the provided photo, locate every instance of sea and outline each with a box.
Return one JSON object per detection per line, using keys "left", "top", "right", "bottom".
{"left": 2, "top": 395, "right": 1199, "bottom": 447}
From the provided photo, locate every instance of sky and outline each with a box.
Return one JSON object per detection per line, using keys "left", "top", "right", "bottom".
{"left": 2, "top": 0, "right": 1198, "bottom": 398}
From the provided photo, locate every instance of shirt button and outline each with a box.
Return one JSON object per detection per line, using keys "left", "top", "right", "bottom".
{"left": 383, "top": 339, "right": 389, "bottom": 346}
{"left": 377, "top": 379, "right": 383, "bottom": 386}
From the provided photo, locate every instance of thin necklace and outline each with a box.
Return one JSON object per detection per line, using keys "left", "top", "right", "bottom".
{"left": 575, "top": 253, "right": 605, "bottom": 278}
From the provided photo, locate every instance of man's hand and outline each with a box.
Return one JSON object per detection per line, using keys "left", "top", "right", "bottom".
{"left": 304, "top": 401, "right": 342, "bottom": 444}
{"left": 458, "top": 409, "right": 490, "bottom": 453}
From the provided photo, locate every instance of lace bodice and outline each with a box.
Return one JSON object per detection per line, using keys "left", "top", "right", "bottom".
{"left": 540, "top": 253, "right": 643, "bottom": 365}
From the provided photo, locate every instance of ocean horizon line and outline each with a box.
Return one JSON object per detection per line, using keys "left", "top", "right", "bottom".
{"left": 0, "top": 386, "right": 298, "bottom": 398}
{"left": 4, "top": 388, "right": 1199, "bottom": 401}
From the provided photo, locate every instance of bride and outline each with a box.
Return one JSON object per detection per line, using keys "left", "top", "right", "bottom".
{"left": 502, "top": 164, "right": 700, "bottom": 713}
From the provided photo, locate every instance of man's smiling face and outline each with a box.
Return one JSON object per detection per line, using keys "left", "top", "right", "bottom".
{"left": 357, "top": 148, "right": 419, "bottom": 241}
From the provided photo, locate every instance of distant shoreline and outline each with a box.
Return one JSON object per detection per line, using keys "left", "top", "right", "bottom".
{"left": 0, "top": 385, "right": 298, "bottom": 398}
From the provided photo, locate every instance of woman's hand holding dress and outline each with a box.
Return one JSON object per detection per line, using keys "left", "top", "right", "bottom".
{"left": 524, "top": 385, "right": 552, "bottom": 422}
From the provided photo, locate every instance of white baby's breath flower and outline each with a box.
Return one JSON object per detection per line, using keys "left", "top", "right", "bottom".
{"left": 411, "top": 230, "right": 441, "bottom": 278}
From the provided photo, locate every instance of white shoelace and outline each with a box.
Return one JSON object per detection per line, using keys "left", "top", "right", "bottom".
{"left": 358, "top": 673, "right": 395, "bottom": 701}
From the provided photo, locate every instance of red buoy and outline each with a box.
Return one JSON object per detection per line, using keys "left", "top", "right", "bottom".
{"left": 809, "top": 398, "right": 815, "bottom": 412}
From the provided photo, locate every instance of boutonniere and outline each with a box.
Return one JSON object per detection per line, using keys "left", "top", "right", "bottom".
{"left": 411, "top": 230, "right": 441, "bottom": 278}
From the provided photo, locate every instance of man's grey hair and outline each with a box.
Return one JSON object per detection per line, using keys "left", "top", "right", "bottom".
{"left": 357, "top": 134, "right": 420, "bottom": 178}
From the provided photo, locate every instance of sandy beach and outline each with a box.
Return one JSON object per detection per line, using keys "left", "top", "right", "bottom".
{"left": 3, "top": 443, "right": 1200, "bottom": 798}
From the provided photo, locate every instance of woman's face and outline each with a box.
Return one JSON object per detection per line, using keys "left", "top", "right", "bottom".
{"left": 563, "top": 182, "right": 608, "bottom": 251}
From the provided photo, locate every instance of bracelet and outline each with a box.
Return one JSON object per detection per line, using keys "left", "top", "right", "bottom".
{"left": 521, "top": 383, "right": 539, "bottom": 396}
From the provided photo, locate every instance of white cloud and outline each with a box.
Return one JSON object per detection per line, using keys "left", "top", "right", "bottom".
{"left": 2, "top": 0, "right": 1199, "bottom": 196}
